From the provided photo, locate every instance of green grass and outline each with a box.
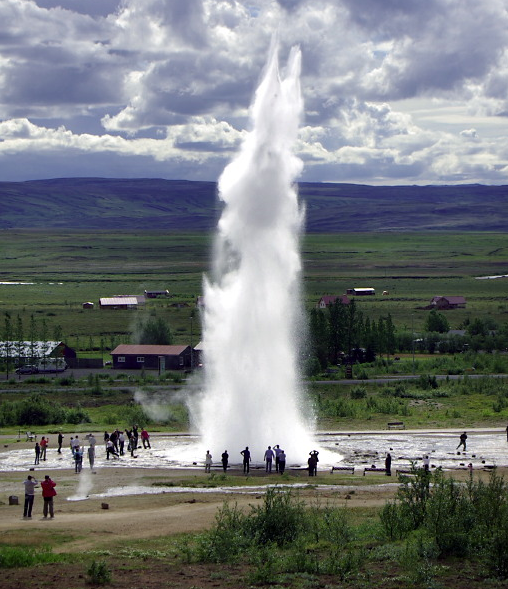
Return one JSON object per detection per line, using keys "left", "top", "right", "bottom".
{"left": 0, "top": 231, "right": 506, "bottom": 351}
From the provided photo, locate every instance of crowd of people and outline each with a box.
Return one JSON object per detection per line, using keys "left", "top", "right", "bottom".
{"left": 31, "top": 425, "right": 153, "bottom": 471}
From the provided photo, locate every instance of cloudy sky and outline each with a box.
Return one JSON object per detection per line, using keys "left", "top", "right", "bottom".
{"left": 1, "top": 0, "right": 508, "bottom": 184}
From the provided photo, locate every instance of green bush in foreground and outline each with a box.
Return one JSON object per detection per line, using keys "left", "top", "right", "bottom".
{"left": 381, "top": 467, "right": 508, "bottom": 578}
{"left": 87, "top": 559, "right": 112, "bottom": 585}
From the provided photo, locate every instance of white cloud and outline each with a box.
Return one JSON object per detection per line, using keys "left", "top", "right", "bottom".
{"left": 1, "top": 0, "right": 508, "bottom": 183}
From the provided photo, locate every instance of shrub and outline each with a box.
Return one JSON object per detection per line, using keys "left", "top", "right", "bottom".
{"left": 246, "top": 488, "right": 306, "bottom": 547}
{"left": 87, "top": 560, "right": 112, "bottom": 585}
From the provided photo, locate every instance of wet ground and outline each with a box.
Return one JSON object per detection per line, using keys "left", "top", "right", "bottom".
{"left": 2, "top": 428, "right": 506, "bottom": 475}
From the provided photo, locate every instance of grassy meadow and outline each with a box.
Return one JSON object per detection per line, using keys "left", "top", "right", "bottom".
{"left": 0, "top": 230, "right": 506, "bottom": 349}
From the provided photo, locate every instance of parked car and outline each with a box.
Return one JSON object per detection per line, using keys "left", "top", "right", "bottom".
{"left": 15, "top": 365, "right": 39, "bottom": 374}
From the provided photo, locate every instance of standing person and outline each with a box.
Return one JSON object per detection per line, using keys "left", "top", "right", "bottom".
{"left": 264, "top": 446, "right": 274, "bottom": 473}
{"left": 34, "top": 442, "right": 41, "bottom": 465}
{"left": 40, "top": 436, "right": 48, "bottom": 461}
{"left": 103, "top": 431, "right": 110, "bottom": 448}
{"left": 88, "top": 444, "right": 95, "bottom": 470}
{"left": 71, "top": 436, "right": 80, "bottom": 456}
{"left": 457, "top": 432, "right": 468, "bottom": 451}
{"left": 118, "top": 431, "right": 125, "bottom": 455}
{"left": 273, "top": 445, "right": 282, "bottom": 473}
{"left": 141, "top": 428, "right": 151, "bottom": 449}
{"left": 385, "top": 452, "right": 392, "bottom": 476}
{"left": 205, "top": 450, "right": 212, "bottom": 473}
{"left": 128, "top": 432, "right": 137, "bottom": 458}
{"left": 241, "top": 446, "right": 251, "bottom": 474}
{"left": 308, "top": 450, "right": 319, "bottom": 476}
{"left": 221, "top": 450, "right": 229, "bottom": 472}
{"left": 23, "top": 475, "right": 38, "bottom": 518}
{"left": 308, "top": 452, "right": 317, "bottom": 476}
{"left": 74, "top": 445, "right": 83, "bottom": 473}
{"left": 505, "top": 425, "right": 508, "bottom": 442}
{"left": 423, "top": 455, "right": 430, "bottom": 472}
{"left": 279, "top": 450, "right": 286, "bottom": 475}
{"left": 41, "top": 475, "right": 56, "bottom": 518}
{"left": 88, "top": 433, "right": 96, "bottom": 451}
{"left": 132, "top": 425, "right": 139, "bottom": 449}
{"left": 57, "top": 432, "right": 64, "bottom": 454}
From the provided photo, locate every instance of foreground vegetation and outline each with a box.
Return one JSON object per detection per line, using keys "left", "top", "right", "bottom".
{"left": 2, "top": 471, "right": 508, "bottom": 588}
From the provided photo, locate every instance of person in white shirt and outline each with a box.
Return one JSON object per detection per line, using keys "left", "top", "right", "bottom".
{"left": 23, "top": 475, "right": 38, "bottom": 518}
{"left": 264, "top": 446, "right": 274, "bottom": 473}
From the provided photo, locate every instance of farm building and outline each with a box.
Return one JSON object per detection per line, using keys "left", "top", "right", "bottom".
{"left": 144, "top": 290, "right": 170, "bottom": 298}
{"left": 346, "top": 288, "right": 376, "bottom": 296}
{"left": 429, "top": 296, "right": 466, "bottom": 309}
{"left": 317, "top": 295, "right": 350, "bottom": 309}
{"left": 110, "top": 344, "right": 193, "bottom": 370}
{"left": 99, "top": 295, "right": 145, "bottom": 309}
{"left": 82, "top": 301, "right": 94, "bottom": 309}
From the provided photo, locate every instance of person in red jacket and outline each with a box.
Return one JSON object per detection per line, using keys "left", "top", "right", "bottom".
{"left": 41, "top": 475, "right": 57, "bottom": 518}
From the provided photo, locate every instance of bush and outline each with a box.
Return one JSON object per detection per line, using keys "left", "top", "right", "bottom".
{"left": 246, "top": 488, "right": 306, "bottom": 547}
{"left": 87, "top": 560, "right": 112, "bottom": 585}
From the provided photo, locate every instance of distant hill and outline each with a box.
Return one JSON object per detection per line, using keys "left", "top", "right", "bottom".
{"left": 0, "top": 178, "right": 506, "bottom": 232}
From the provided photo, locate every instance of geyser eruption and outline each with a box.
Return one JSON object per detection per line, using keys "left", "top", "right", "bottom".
{"left": 197, "top": 43, "right": 314, "bottom": 463}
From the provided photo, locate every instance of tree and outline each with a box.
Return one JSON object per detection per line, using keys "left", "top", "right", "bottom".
{"left": 424, "top": 309, "right": 449, "bottom": 333}
{"left": 327, "top": 300, "right": 347, "bottom": 364}
{"left": 309, "top": 308, "right": 329, "bottom": 369}
{"left": 133, "top": 316, "right": 173, "bottom": 345}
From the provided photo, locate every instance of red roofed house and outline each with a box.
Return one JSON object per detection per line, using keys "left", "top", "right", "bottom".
{"left": 317, "top": 295, "right": 350, "bottom": 309}
{"left": 111, "top": 344, "right": 192, "bottom": 370}
{"left": 430, "top": 296, "right": 466, "bottom": 310}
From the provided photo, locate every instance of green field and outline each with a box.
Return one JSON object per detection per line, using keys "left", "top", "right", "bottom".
{"left": 0, "top": 230, "right": 506, "bottom": 350}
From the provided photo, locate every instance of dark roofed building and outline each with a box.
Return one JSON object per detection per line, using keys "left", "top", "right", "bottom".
{"left": 110, "top": 344, "right": 192, "bottom": 370}
{"left": 317, "top": 295, "right": 350, "bottom": 309}
{"left": 430, "top": 296, "right": 466, "bottom": 309}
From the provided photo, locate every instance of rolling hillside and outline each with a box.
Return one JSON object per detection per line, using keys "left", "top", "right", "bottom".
{"left": 0, "top": 177, "right": 505, "bottom": 232}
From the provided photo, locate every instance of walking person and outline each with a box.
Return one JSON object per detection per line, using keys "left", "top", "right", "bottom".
{"left": 205, "top": 450, "right": 212, "bottom": 473}
{"left": 457, "top": 432, "right": 468, "bottom": 451}
{"left": 106, "top": 439, "right": 119, "bottom": 460}
{"left": 40, "top": 436, "right": 48, "bottom": 461}
{"left": 141, "top": 428, "right": 151, "bottom": 449}
{"left": 241, "top": 446, "right": 251, "bottom": 474}
{"left": 264, "top": 446, "right": 274, "bottom": 473}
{"left": 34, "top": 442, "right": 40, "bottom": 465}
{"left": 221, "top": 450, "right": 229, "bottom": 472}
{"left": 41, "top": 475, "right": 57, "bottom": 518}
{"left": 279, "top": 450, "right": 286, "bottom": 475}
{"left": 23, "top": 475, "right": 38, "bottom": 518}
